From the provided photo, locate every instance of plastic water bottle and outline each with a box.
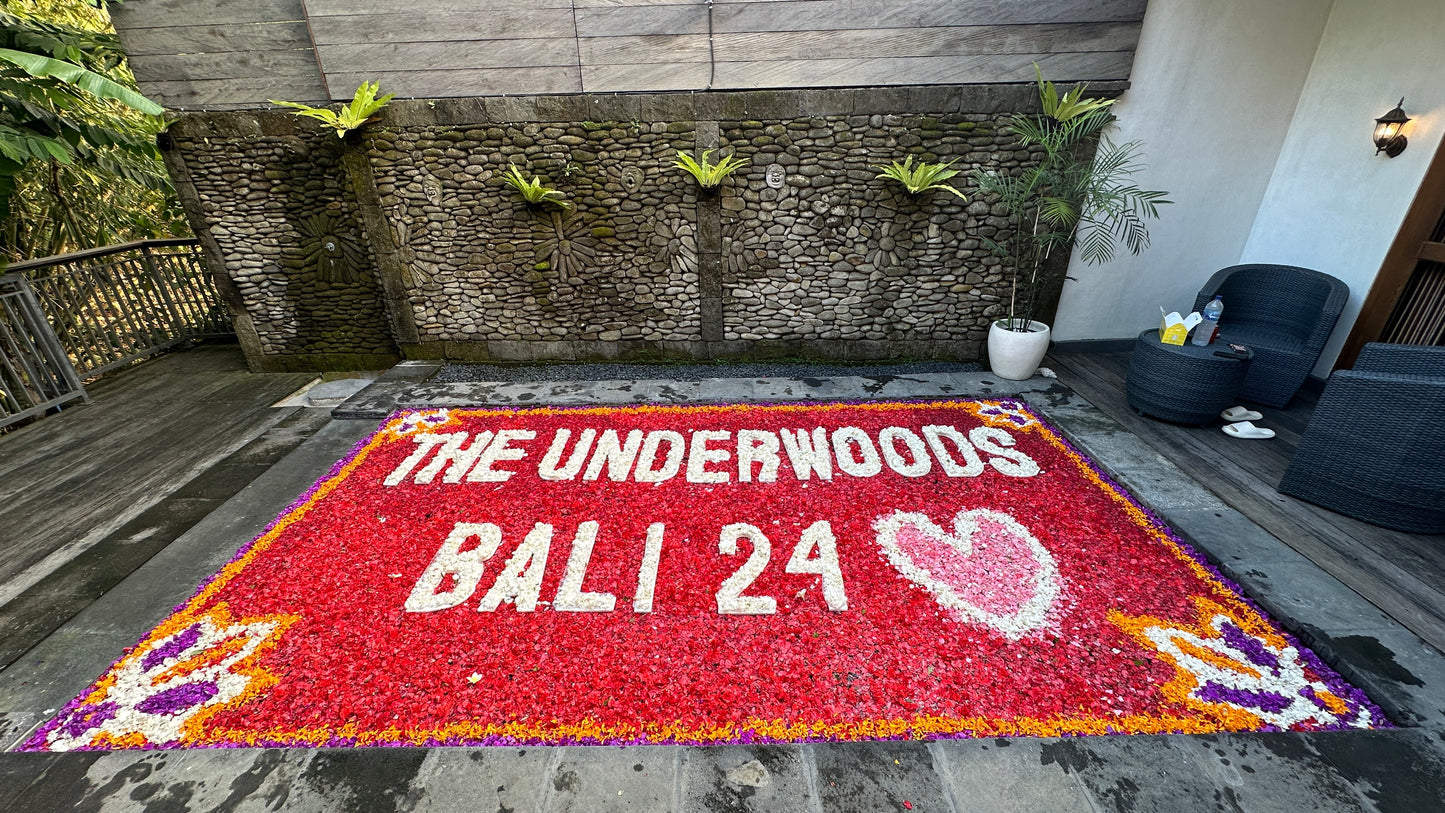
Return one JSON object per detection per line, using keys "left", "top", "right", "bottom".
{"left": 1192, "top": 295, "right": 1224, "bottom": 346}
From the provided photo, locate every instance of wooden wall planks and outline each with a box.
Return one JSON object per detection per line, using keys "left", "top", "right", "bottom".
{"left": 110, "top": 0, "right": 325, "bottom": 109}
{"left": 110, "top": 0, "right": 1147, "bottom": 109}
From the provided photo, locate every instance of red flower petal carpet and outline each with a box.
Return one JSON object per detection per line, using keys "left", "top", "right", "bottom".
{"left": 25, "top": 400, "right": 1388, "bottom": 750}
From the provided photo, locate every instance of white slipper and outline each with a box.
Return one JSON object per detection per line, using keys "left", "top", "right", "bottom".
{"left": 1220, "top": 406, "right": 1263, "bottom": 422}
{"left": 1222, "top": 421, "right": 1274, "bottom": 439}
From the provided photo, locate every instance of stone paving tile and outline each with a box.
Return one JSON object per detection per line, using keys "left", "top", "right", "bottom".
{"left": 1230, "top": 561, "right": 1400, "bottom": 636}
{"left": 279, "top": 748, "right": 433, "bottom": 812}
{"left": 542, "top": 746, "right": 680, "bottom": 812}
{"left": 1165, "top": 507, "right": 1319, "bottom": 572}
{"left": 0, "top": 712, "right": 40, "bottom": 753}
{"left": 931, "top": 737, "right": 1094, "bottom": 812}
{"left": 0, "top": 752, "right": 53, "bottom": 810}
{"left": 679, "top": 743, "right": 817, "bottom": 813}
{"left": 0, "top": 627, "right": 119, "bottom": 748}
{"left": 333, "top": 360, "right": 442, "bottom": 420}
{"left": 1286, "top": 622, "right": 1445, "bottom": 732}
{"left": 1305, "top": 728, "right": 1445, "bottom": 810}
{"left": 406, "top": 747, "right": 553, "bottom": 813}
{"left": 1037, "top": 733, "right": 1371, "bottom": 812}
{"left": 811, "top": 740, "right": 951, "bottom": 813}
{"left": 1105, "top": 463, "right": 1234, "bottom": 514}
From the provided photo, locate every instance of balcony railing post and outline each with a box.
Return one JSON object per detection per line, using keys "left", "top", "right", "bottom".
{"left": 139, "top": 242, "right": 190, "bottom": 343}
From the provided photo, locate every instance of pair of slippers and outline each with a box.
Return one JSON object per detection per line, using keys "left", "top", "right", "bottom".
{"left": 1220, "top": 406, "right": 1274, "bottom": 438}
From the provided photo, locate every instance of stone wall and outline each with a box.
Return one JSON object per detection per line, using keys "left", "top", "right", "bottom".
{"left": 371, "top": 122, "right": 702, "bottom": 347}
{"left": 720, "top": 115, "right": 1011, "bottom": 345}
{"left": 163, "top": 85, "right": 1121, "bottom": 371}
{"left": 163, "top": 120, "right": 401, "bottom": 370}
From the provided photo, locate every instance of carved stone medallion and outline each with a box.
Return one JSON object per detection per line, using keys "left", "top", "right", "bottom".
{"left": 621, "top": 167, "right": 645, "bottom": 194}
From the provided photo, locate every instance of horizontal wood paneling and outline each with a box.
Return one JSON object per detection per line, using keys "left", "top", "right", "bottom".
{"left": 109, "top": 0, "right": 308, "bottom": 28}
{"left": 582, "top": 62, "right": 712, "bottom": 92}
{"left": 714, "top": 51, "right": 1135, "bottom": 89}
{"left": 575, "top": 0, "right": 698, "bottom": 6}
{"left": 714, "top": 0, "right": 1147, "bottom": 31}
{"left": 306, "top": 10, "right": 576, "bottom": 45}
{"left": 130, "top": 50, "right": 323, "bottom": 84}
{"left": 142, "top": 76, "right": 330, "bottom": 109}
{"left": 579, "top": 34, "right": 710, "bottom": 66}
{"left": 713, "top": 22, "right": 1139, "bottom": 62}
{"left": 119, "top": 22, "right": 314, "bottom": 57}
{"left": 304, "top": 0, "right": 572, "bottom": 13}
{"left": 325, "top": 67, "right": 583, "bottom": 99}
{"left": 319, "top": 40, "right": 579, "bottom": 75}
{"left": 111, "top": 0, "right": 1148, "bottom": 108}
{"left": 575, "top": 4, "right": 709, "bottom": 36}
{"left": 111, "top": 0, "right": 325, "bottom": 106}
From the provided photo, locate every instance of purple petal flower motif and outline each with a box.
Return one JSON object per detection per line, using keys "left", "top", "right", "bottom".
{"left": 136, "top": 681, "right": 221, "bottom": 716}
{"left": 141, "top": 624, "right": 203, "bottom": 672}
{"left": 58, "top": 702, "right": 119, "bottom": 739}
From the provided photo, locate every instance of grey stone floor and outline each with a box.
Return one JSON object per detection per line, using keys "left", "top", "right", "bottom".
{"left": 2, "top": 365, "right": 1443, "bottom": 811}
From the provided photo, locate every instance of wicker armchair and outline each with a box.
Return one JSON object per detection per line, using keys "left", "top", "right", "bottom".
{"left": 1277, "top": 343, "right": 1445, "bottom": 533}
{"left": 1193, "top": 264, "right": 1349, "bottom": 407}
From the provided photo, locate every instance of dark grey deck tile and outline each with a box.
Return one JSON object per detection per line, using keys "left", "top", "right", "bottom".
{"left": 811, "top": 741, "right": 950, "bottom": 813}
{"left": 542, "top": 745, "right": 680, "bottom": 813}
{"left": 680, "top": 743, "right": 817, "bottom": 812}
{"left": 931, "top": 737, "right": 1094, "bottom": 812}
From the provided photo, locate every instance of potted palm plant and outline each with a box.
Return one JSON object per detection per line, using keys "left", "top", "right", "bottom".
{"left": 973, "top": 68, "right": 1170, "bottom": 380}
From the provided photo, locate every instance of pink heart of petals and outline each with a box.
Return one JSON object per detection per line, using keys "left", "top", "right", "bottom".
{"left": 874, "top": 508, "right": 1061, "bottom": 640}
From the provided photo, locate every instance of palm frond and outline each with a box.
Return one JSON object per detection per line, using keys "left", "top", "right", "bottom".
{"left": 0, "top": 48, "right": 160, "bottom": 114}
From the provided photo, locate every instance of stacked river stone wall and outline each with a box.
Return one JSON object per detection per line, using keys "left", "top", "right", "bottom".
{"left": 162, "top": 85, "right": 1120, "bottom": 371}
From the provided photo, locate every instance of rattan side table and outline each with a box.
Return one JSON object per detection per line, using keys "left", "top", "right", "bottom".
{"left": 1126, "top": 329, "right": 1254, "bottom": 425}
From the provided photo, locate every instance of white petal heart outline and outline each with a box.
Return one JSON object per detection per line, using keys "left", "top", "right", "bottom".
{"left": 873, "top": 508, "right": 1061, "bottom": 641}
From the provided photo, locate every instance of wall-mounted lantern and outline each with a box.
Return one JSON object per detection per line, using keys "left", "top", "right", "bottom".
{"left": 1373, "top": 98, "right": 1410, "bottom": 157}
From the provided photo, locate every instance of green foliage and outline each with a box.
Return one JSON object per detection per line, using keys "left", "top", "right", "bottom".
{"left": 672, "top": 149, "right": 748, "bottom": 189}
{"left": 0, "top": 1, "right": 185, "bottom": 262}
{"left": 971, "top": 66, "right": 1170, "bottom": 329}
{"left": 501, "top": 164, "right": 569, "bottom": 209}
{"left": 1033, "top": 63, "right": 1116, "bottom": 123}
{"left": 874, "top": 155, "right": 966, "bottom": 199}
{"left": 271, "top": 81, "right": 393, "bottom": 140}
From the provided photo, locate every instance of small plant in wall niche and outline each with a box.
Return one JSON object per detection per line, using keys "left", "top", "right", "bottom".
{"left": 270, "top": 81, "right": 394, "bottom": 140}
{"left": 875, "top": 156, "right": 967, "bottom": 199}
{"left": 673, "top": 149, "right": 749, "bottom": 190}
{"left": 502, "top": 164, "right": 571, "bottom": 209}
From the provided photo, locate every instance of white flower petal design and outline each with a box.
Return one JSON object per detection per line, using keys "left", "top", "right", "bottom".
{"left": 42, "top": 612, "right": 286, "bottom": 750}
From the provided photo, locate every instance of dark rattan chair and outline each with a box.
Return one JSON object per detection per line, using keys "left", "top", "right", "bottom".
{"left": 1193, "top": 264, "right": 1349, "bottom": 408}
{"left": 1277, "top": 343, "right": 1445, "bottom": 533}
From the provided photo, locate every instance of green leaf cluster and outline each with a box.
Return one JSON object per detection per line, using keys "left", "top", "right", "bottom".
{"left": 271, "top": 81, "right": 394, "bottom": 140}
{"left": 874, "top": 155, "right": 966, "bottom": 199}
{"left": 971, "top": 65, "right": 1170, "bottom": 329}
{"left": 0, "top": 1, "right": 184, "bottom": 261}
{"left": 672, "top": 149, "right": 747, "bottom": 189}
{"left": 501, "top": 164, "right": 570, "bottom": 209}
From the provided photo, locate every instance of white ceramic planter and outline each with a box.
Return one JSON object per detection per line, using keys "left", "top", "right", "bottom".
{"left": 987, "top": 319, "right": 1051, "bottom": 380}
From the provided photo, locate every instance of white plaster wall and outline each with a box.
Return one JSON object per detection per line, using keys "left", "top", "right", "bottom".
{"left": 1238, "top": 0, "right": 1445, "bottom": 374}
{"left": 1051, "top": 0, "right": 1331, "bottom": 341}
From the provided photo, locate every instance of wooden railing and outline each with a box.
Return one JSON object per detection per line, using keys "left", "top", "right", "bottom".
{"left": 8, "top": 239, "right": 233, "bottom": 377}
{"left": 0, "top": 273, "right": 89, "bottom": 429}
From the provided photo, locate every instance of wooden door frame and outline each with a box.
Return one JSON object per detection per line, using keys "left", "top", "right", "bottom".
{"left": 1338, "top": 132, "right": 1445, "bottom": 368}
